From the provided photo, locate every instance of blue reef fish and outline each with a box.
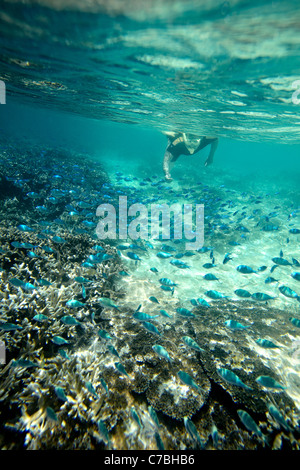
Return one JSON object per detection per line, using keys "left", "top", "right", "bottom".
{"left": 223, "top": 253, "right": 232, "bottom": 264}
{"left": 234, "top": 289, "right": 251, "bottom": 298}
{"left": 177, "top": 371, "right": 202, "bottom": 393}
{"left": 237, "top": 410, "right": 268, "bottom": 444}
{"left": 152, "top": 344, "right": 172, "bottom": 362}
{"left": 141, "top": 321, "right": 161, "bottom": 336}
{"left": 291, "top": 272, "right": 300, "bottom": 281}
{"left": 256, "top": 375, "right": 286, "bottom": 390}
{"left": 114, "top": 361, "right": 130, "bottom": 377}
{"left": 17, "top": 224, "right": 34, "bottom": 232}
{"left": 267, "top": 403, "right": 292, "bottom": 432}
{"left": 224, "top": 320, "right": 249, "bottom": 330}
{"left": 66, "top": 300, "right": 85, "bottom": 308}
{"left": 197, "top": 298, "right": 211, "bottom": 307}
{"left": 55, "top": 386, "right": 68, "bottom": 402}
{"left": 9, "top": 278, "right": 25, "bottom": 288}
{"left": 257, "top": 265, "right": 267, "bottom": 272}
{"left": 160, "top": 285, "right": 174, "bottom": 294}
{"left": 217, "top": 368, "right": 252, "bottom": 390}
{"left": 256, "top": 338, "right": 280, "bottom": 349}
{"left": 131, "top": 406, "right": 142, "bottom": 428}
{"left": 278, "top": 285, "right": 299, "bottom": 299}
{"left": 154, "top": 432, "right": 165, "bottom": 450}
{"left": 107, "top": 344, "right": 119, "bottom": 358}
{"left": 60, "top": 315, "right": 81, "bottom": 326}
{"left": 203, "top": 273, "right": 218, "bottom": 281}
{"left": 51, "top": 336, "right": 70, "bottom": 346}
{"left": 100, "top": 378, "right": 109, "bottom": 395}
{"left": 184, "top": 417, "right": 204, "bottom": 449}
{"left": 156, "top": 252, "right": 173, "bottom": 259}
{"left": 85, "top": 381, "right": 98, "bottom": 398}
{"left": 289, "top": 228, "right": 300, "bottom": 234}
{"left": 52, "top": 236, "right": 67, "bottom": 244}
{"left": 236, "top": 265, "right": 256, "bottom": 274}
{"left": 264, "top": 277, "right": 278, "bottom": 284}
{"left": 148, "top": 405, "right": 161, "bottom": 429}
{"left": 159, "top": 278, "right": 177, "bottom": 286}
{"left": 205, "top": 290, "right": 228, "bottom": 300}
{"left": 292, "top": 258, "right": 300, "bottom": 267}
{"left": 97, "top": 420, "right": 111, "bottom": 447}
{"left": 11, "top": 359, "right": 39, "bottom": 368}
{"left": 159, "top": 309, "right": 172, "bottom": 318}
{"left": 149, "top": 296, "right": 159, "bottom": 303}
{"left": 182, "top": 336, "right": 204, "bottom": 353}
{"left": 74, "top": 276, "right": 91, "bottom": 283}
{"left": 37, "top": 279, "right": 52, "bottom": 286}
{"left": 170, "top": 259, "right": 190, "bottom": 269}
{"left": 251, "top": 292, "right": 275, "bottom": 301}
{"left": 133, "top": 311, "right": 159, "bottom": 321}
{"left": 176, "top": 308, "right": 195, "bottom": 318}
{"left": 99, "top": 297, "right": 119, "bottom": 309}
{"left": 33, "top": 314, "right": 48, "bottom": 322}
{"left": 46, "top": 407, "right": 58, "bottom": 422}
{"left": 58, "top": 349, "right": 70, "bottom": 359}
{"left": 0, "top": 322, "right": 22, "bottom": 331}
{"left": 202, "top": 262, "right": 216, "bottom": 269}
{"left": 150, "top": 267, "right": 159, "bottom": 273}
{"left": 98, "top": 330, "right": 113, "bottom": 340}
{"left": 289, "top": 317, "right": 300, "bottom": 328}
{"left": 272, "top": 257, "right": 291, "bottom": 266}
{"left": 127, "top": 251, "right": 141, "bottom": 261}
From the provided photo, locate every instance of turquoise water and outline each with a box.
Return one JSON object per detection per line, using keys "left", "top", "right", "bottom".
{"left": 0, "top": 0, "right": 300, "bottom": 451}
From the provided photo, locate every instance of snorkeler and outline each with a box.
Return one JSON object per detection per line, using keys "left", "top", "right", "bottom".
{"left": 162, "top": 131, "right": 218, "bottom": 182}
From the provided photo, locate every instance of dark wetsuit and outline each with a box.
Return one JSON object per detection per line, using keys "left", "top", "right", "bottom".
{"left": 163, "top": 133, "right": 218, "bottom": 181}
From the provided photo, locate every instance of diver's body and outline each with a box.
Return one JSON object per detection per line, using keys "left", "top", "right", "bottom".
{"left": 162, "top": 131, "right": 218, "bottom": 181}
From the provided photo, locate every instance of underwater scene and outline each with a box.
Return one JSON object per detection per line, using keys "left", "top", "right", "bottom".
{"left": 0, "top": 0, "right": 300, "bottom": 453}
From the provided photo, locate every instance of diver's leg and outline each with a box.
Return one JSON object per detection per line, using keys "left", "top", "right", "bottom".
{"left": 163, "top": 150, "right": 179, "bottom": 181}
{"left": 196, "top": 136, "right": 218, "bottom": 166}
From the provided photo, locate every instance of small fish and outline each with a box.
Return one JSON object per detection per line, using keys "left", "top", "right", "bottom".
{"left": 177, "top": 370, "right": 202, "bottom": 392}
{"left": 0, "top": 322, "right": 22, "bottom": 331}
{"left": 236, "top": 265, "right": 256, "bottom": 274}
{"left": 133, "top": 311, "right": 159, "bottom": 321}
{"left": 256, "top": 375, "right": 286, "bottom": 390}
{"left": 257, "top": 265, "right": 267, "bottom": 272}
{"left": 131, "top": 406, "right": 142, "bottom": 428}
{"left": 234, "top": 289, "right": 251, "bottom": 298}
{"left": 159, "top": 278, "right": 177, "bottom": 286}
{"left": 202, "top": 262, "right": 216, "bottom": 269}
{"left": 292, "top": 258, "right": 300, "bottom": 267}
{"left": 52, "top": 236, "right": 67, "bottom": 244}
{"left": 127, "top": 251, "right": 141, "bottom": 261}
{"left": 264, "top": 277, "right": 278, "bottom": 284}
{"left": 150, "top": 267, "right": 159, "bottom": 273}
{"left": 223, "top": 253, "right": 232, "bottom": 264}
{"left": 154, "top": 432, "right": 165, "bottom": 450}
{"left": 184, "top": 417, "right": 204, "bottom": 448}
{"left": 60, "top": 315, "right": 81, "bottom": 326}
{"left": 149, "top": 296, "right": 159, "bottom": 304}
{"left": 58, "top": 349, "right": 70, "bottom": 359}
{"left": 74, "top": 276, "right": 91, "bottom": 283}
{"left": 203, "top": 273, "right": 218, "bottom": 281}
{"left": 37, "top": 279, "right": 52, "bottom": 286}
{"left": 197, "top": 298, "right": 211, "bottom": 307}
{"left": 107, "top": 344, "right": 119, "bottom": 358}
{"left": 211, "top": 424, "right": 219, "bottom": 449}
{"left": 9, "top": 278, "right": 25, "bottom": 288}
{"left": 251, "top": 292, "right": 274, "bottom": 301}
{"left": 97, "top": 419, "right": 111, "bottom": 446}
{"left": 224, "top": 320, "right": 249, "bottom": 330}
{"left": 159, "top": 309, "right": 172, "bottom": 318}
{"left": 289, "top": 228, "right": 300, "bottom": 234}
{"left": 279, "top": 285, "right": 299, "bottom": 299}
{"left": 205, "top": 290, "right": 228, "bottom": 300}
{"left": 114, "top": 361, "right": 130, "bottom": 377}
{"left": 272, "top": 257, "right": 291, "bottom": 266}
{"left": 98, "top": 297, "right": 119, "bottom": 309}
{"left": 85, "top": 381, "right": 98, "bottom": 398}
{"left": 100, "top": 378, "right": 109, "bottom": 395}
{"left": 11, "top": 359, "right": 39, "bottom": 368}
{"left": 152, "top": 344, "right": 172, "bottom": 362}
{"left": 237, "top": 410, "right": 268, "bottom": 444}
{"left": 33, "top": 314, "right": 48, "bottom": 322}
{"left": 66, "top": 300, "right": 85, "bottom": 308}
{"left": 17, "top": 224, "right": 34, "bottom": 232}
{"left": 267, "top": 403, "right": 292, "bottom": 432}
{"left": 51, "top": 336, "right": 70, "bottom": 346}
{"left": 55, "top": 386, "right": 68, "bottom": 402}
{"left": 289, "top": 317, "right": 300, "bottom": 328}
{"left": 141, "top": 321, "right": 161, "bottom": 336}
{"left": 156, "top": 251, "right": 173, "bottom": 259}
{"left": 256, "top": 338, "right": 280, "bottom": 349}
{"left": 217, "top": 368, "right": 252, "bottom": 390}
{"left": 170, "top": 259, "right": 190, "bottom": 269}
{"left": 182, "top": 336, "right": 204, "bottom": 353}
{"left": 98, "top": 330, "right": 113, "bottom": 340}
{"left": 46, "top": 407, "right": 58, "bottom": 422}
{"left": 291, "top": 272, "right": 300, "bottom": 281}
{"left": 176, "top": 308, "right": 195, "bottom": 318}
{"left": 148, "top": 405, "right": 160, "bottom": 428}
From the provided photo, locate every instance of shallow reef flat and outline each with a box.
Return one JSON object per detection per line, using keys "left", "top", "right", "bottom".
{"left": 0, "top": 141, "right": 300, "bottom": 450}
